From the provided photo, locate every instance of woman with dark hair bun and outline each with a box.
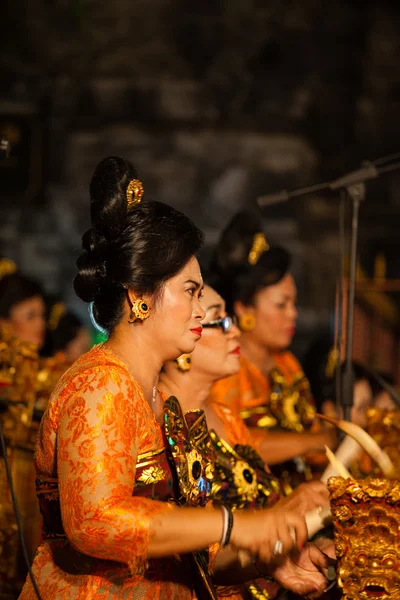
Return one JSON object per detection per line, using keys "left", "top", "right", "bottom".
{"left": 19, "top": 158, "right": 312, "bottom": 600}
{"left": 209, "top": 211, "right": 336, "bottom": 483}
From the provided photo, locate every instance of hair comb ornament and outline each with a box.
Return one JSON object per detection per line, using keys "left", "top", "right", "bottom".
{"left": 248, "top": 232, "right": 270, "bottom": 265}
{"left": 48, "top": 303, "right": 66, "bottom": 331}
{"left": 126, "top": 179, "right": 144, "bottom": 209}
{"left": 0, "top": 258, "right": 17, "bottom": 281}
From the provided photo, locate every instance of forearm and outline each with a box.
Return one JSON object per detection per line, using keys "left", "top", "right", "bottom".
{"left": 148, "top": 505, "right": 223, "bottom": 557}
{"left": 256, "top": 430, "right": 336, "bottom": 465}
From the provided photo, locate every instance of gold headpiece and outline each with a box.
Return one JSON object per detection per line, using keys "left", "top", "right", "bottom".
{"left": 48, "top": 303, "right": 66, "bottom": 331}
{"left": 248, "top": 232, "right": 270, "bottom": 265}
{"left": 0, "top": 258, "right": 17, "bottom": 280}
{"left": 126, "top": 179, "right": 144, "bottom": 209}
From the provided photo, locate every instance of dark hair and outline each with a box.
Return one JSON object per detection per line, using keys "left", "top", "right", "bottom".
{"left": 0, "top": 272, "right": 44, "bottom": 317}
{"left": 51, "top": 311, "right": 85, "bottom": 353}
{"left": 209, "top": 210, "right": 290, "bottom": 313}
{"left": 74, "top": 156, "right": 204, "bottom": 332}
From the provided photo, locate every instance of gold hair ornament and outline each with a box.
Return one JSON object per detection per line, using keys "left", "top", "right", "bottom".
{"left": 48, "top": 303, "right": 66, "bottom": 331}
{"left": 126, "top": 179, "right": 144, "bottom": 209}
{"left": 0, "top": 258, "right": 17, "bottom": 280}
{"left": 248, "top": 232, "right": 270, "bottom": 265}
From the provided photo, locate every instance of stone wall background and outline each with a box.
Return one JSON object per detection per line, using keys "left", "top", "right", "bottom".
{"left": 1, "top": 0, "right": 400, "bottom": 353}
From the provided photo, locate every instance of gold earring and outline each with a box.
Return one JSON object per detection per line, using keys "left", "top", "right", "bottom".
{"left": 176, "top": 354, "right": 192, "bottom": 372}
{"left": 128, "top": 299, "right": 151, "bottom": 323}
{"left": 239, "top": 313, "right": 256, "bottom": 332}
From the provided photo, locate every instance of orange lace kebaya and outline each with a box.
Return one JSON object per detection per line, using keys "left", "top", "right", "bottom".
{"left": 19, "top": 345, "right": 213, "bottom": 600}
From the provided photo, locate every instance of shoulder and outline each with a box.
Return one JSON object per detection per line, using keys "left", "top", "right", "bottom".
{"left": 273, "top": 351, "right": 303, "bottom": 377}
{"left": 47, "top": 345, "right": 143, "bottom": 424}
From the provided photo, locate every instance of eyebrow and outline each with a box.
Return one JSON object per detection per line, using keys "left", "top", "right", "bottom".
{"left": 206, "top": 303, "right": 223, "bottom": 312}
{"left": 185, "top": 279, "right": 204, "bottom": 291}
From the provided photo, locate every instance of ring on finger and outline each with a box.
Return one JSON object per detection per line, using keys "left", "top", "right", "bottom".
{"left": 273, "top": 539, "right": 283, "bottom": 555}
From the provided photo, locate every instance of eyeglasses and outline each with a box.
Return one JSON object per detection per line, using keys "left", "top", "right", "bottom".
{"left": 202, "top": 315, "right": 237, "bottom": 333}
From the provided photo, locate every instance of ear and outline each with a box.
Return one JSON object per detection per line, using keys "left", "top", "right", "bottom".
{"left": 126, "top": 288, "right": 153, "bottom": 309}
{"left": 233, "top": 300, "right": 255, "bottom": 318}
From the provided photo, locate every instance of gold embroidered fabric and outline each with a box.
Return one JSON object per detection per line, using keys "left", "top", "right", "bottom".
{"left": 209, "top": 353, "right": 315, "bottom": 451}
{"left": 18, "top": 345, "right": 202, "bottom": 600}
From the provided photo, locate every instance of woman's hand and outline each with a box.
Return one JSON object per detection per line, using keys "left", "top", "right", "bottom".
{"left": 269, "top": 542, "right": 334, "bottom": 599}
{"left": 231, "top": 504, "right": 307, "bottom": 564}
{"left": 279, "top": 480, "right": 330, "bottom": 516}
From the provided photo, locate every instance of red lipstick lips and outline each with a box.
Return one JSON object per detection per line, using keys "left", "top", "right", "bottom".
{"left": 230, "top": 346, "right": 241, "bottom": 355}
{"left": 190, "top": 327, "right": 203, "bottom": 337}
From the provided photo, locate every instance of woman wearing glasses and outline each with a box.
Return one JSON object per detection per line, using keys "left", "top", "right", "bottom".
{"left": 159, "top": 284, "right": 332, "bottom": 599}
{"left": 208, "top": 211, "right": 336, "bottom": 486}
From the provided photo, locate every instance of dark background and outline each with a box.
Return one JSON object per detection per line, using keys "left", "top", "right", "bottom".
{"left": 1, "top": 0, "right": 400, "bottom": 353}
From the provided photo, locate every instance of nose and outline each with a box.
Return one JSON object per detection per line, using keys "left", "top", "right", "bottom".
{"left": 289, "top": 303, "right": 298, "bottom": 321}
{"left": 227, "top": 323, "right": 241, "bottom": 339}
{"left": 193, "top": 296, "right": 206, "bottom": 321}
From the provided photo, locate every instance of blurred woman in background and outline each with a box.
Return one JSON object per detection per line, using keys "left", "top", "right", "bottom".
{"left": 208, "top": 211, "right": 336, "bottom": 485}
{"left": 46, "top": 302, "right": 91, "bottom": 363}
{"left": 0, "top": 259, "right": 46, "bottom": 348}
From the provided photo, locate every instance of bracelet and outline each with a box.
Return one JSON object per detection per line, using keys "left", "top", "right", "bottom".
{"left": 220, "top": 506, "right": 234, "bottom": 547}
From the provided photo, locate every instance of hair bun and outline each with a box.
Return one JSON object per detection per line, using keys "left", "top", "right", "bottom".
{"left": 74, "top": 228, "right": 109, "bottom": 303}
{"left": 90, "top": 156, "right": 137, "bottom": 242}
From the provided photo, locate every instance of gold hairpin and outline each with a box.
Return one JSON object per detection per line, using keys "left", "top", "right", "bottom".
{"left": 248, "top": 232, "right": 270, "bottom": 265}
{"left": 48, "top": 303, "right": 66, "bottom": 331}
{"left": 0, "top": 258, "right": 17, "bottom": 280}
{"left": 126, "top": 179, "right": 144, "bottom": 209}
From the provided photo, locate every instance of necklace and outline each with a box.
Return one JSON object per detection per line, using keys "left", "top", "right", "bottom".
{"left": 152, "top": 386, "right": 157, "bottom": 403}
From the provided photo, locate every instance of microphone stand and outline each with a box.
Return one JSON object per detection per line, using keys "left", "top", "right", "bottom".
{"left": 257, "top": 155, "right": 400, "bottom": 420}
{"left": 341, "top": 183, "right": 364, "bottom": 421}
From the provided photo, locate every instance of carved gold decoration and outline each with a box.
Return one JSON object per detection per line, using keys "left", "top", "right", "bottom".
{"left": 248, "top": 232, "right": 270, "bottom": 266}
{"left": 328, "top": 476, "right": 400, "bottom": 599}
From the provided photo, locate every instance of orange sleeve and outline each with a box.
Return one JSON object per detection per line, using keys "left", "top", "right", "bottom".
{"left": 57, "top": 365, "right": 171, "bottom": 575}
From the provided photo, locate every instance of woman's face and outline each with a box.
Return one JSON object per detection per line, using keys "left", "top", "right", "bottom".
{"left": 190, "top": 285, "right": 241, "bottom": 382}
{"left": 7, "top": 295, "right": 46, "bottom": 347}
{"left": 237, "top": 273, "right": 298, "bottom": 351}
{"left": 64, "top": 327, "right": 91, "bottom": 363}
{"left": 145, "top": 257, "right": 206, "bottom": 361}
